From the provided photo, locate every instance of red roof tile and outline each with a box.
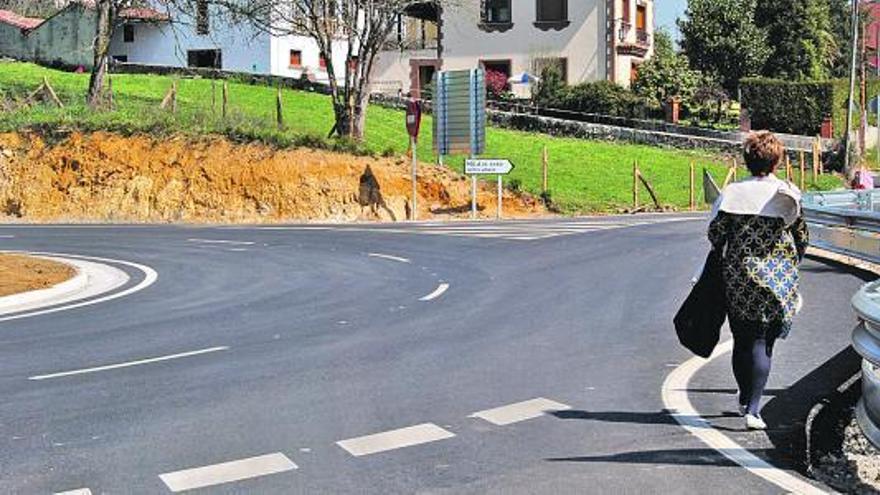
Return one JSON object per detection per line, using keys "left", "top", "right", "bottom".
{"left": 0, "top": 9, "right": 43, "bottom": 30}
{"left": 119, "top": 7, "right": 170, "bottom": 22}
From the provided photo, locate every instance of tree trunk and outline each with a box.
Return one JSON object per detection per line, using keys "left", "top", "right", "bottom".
{"left": 87, "top": 0, "right": 114, "bottom": 107}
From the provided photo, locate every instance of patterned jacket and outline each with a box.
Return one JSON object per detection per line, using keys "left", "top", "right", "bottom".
{"left": 708, "top": 179, "right": 810, "bottom": 330}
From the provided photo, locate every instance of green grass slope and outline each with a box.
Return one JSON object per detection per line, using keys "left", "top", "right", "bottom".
{"left": 0, "top": 61, "right": 842, "bottom": 213}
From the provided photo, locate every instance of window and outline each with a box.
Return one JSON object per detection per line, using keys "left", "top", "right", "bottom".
{"left": 533, "top": 57, "right": 568, "bottom": 84}
{"left": 623, "top": 0, "right": 631, "bottom": 24}
{"left": 112, "top": 55, "right": 128, "bottom": 63}
{"left": 535, "top": 0, "right": 569, "bottom": 29}
{"left": 196, "top": 0, "right": 209, "bottom": 35}
{"left": 635, "top": 4, "right": 647, "bottom": 30}
{"left": 483, "top": 0, "right": 511, "bottom": 23}
{"left": 187, "top": 49, "right": 222, "bottom": 69}
{"left": 289, "top": 50, "right": 302, "bottom": 67}
{"left": 123, "top": 24, "right": 134, "bottom": 43}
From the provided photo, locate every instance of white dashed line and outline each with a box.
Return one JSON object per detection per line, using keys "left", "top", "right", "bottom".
{"left": 159, "top": 453, "right": 297, "bottom": 492}
{"left": 0, "top": 235, "right": 15, "bottom": 238}
{"left": 419, "top": 283, "right": 449, "bottom": 301}
{"left": 29, "top": 346, "right": 229, "bottom": 380}
{"left": 662, "top": 340, "right": 827, "bottom": 494}
{"left": 55, "top": 489, "right": 92, "bottom": 495}
{"left": 470, "top": 398, "right": 572, "bottom": 426}
{"left": 337, "top": 423, "right": 456, "bottom": 457}
{"left": 188, "top": 238, "right": 256, "bottom": 246}
{"left": 368, "top": 253, "right": 411, "bottom": 263}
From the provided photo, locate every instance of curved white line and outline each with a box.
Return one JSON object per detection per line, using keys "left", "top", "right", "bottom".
{"left": 0, "top": 252, "right": 159, "bottom": 323}
{"left": 29, "top": 346, "right": 228, "bottom": 380}
{"left": 368, "top": 253, "right": 411, "bottom": 263}
{"left": 661, "top": 340, "right": 828, "bottom": 494}
{"left": 419, "top": 283, "right": 449, "bottom": 302}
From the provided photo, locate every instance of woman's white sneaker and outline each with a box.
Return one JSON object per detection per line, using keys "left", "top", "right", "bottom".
{"left": 745, "top": 414, "right": 767, "bottom": 430}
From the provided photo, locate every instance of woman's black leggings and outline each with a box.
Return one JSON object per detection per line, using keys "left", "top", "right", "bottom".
{"left": 731, "top": 330, "right": 776, "bottom": 416}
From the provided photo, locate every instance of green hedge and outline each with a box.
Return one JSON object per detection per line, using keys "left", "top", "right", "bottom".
{"left": 741, "top": 77, "right": 880, "bottom": 137}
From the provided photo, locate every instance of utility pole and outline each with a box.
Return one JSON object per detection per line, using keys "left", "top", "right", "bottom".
{"left": 845, "top": 0, "right": 862, "bottom": 179}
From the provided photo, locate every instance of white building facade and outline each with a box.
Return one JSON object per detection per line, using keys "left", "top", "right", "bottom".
{"left": 373, "top": 0, "right": 655, "bottom": 97}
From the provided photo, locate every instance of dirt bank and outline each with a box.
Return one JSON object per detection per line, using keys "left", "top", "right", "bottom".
{"left": 0, "top": 132, "right": 546, "bottom": 223}
{"left": 0, "top": 253, "right": 75, "bottom": 297}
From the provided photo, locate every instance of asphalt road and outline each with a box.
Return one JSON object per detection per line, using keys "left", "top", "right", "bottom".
{"left": 0, "top": 216, "right": 866, "bottom": 494}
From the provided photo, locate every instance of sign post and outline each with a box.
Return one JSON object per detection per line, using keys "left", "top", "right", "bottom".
{"left": 465, "top": 159, "right": 515, "bottom": 219}
{"left": 405, "top": 99, "right": 422, "bottom": 221}
{"left": 434, "top": 69, "right": 486, "bottom": 219}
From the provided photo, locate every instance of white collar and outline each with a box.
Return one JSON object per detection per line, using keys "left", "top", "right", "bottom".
{"left": 712, "top": 174, "right": 801, "bottom": 225}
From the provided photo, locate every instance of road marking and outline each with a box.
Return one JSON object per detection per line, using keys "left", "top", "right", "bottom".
{"left": 470, "top": 398, "right": 572, "bottom": 426}
{"left": 419, "top": 283, "right": 449, "bottom": 301}
{"left": 0, "top": 235, "right": 15, "bottom": 238}
{"left": 368, "top": 253, "right": 411, "bottom": 263}
{"left": 55, "top": 489, "right": 92, "bottom": 495}
{"left": 159, "top": 453, "right": 297, "bottom": 492}
{"left": 0, "top": 252, "right": 158, "bottom": 323}
{"left": 29, "top": 346, "right": 228, "bottom": 380}
{"left": 188, "top": 238, "right": 256, "bottom": 246}
{"left": 662, "top": 340, "right": 827, "bottom": 494}
{"left": 227, "top": 248, "right": 249, "bottom": 252}
{"left": 337, "top": 423, "right": 455, "bottom": 457}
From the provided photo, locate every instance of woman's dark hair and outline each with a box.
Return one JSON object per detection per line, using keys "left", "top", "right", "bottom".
{"left": 743, "top": 131, "right": 784, "bottom": 176}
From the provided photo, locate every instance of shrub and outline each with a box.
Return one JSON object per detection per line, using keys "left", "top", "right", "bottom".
{"left": 561, "top": 81, "right": 649, "bottom": 118}
{"left": 740, "top": 77, "right": 880, "bottom": 137}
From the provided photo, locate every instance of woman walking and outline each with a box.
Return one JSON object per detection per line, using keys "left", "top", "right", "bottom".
{"left": 708, "top": 131, "right": 809, "bottom": 430}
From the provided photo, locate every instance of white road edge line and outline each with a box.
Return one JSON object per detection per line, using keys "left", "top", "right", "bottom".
{"left": 159, "top": 452, "right": 297, "bottom": 492}
{"left": 337, "top": 423, "right": 456, "bottom": 457}
{"left": 419, "top": 283, "right": 449, "bottom": 302}
{"left": 54, "top": 489, "right": 92, "bottom": 495}
{"left": 188, "top": 238, "right": 256, "bottom": 246}
{"left": 661, "top": 340, "right": 828, "bottom": 494}
{"left": 368, "top": 253, "right": 411, "bottom": 263}
{"left": 0, "top": 252, "right": 158, "bottom": 323}
{"left": 29, "top": 346, "right": 229, "bottom": 381}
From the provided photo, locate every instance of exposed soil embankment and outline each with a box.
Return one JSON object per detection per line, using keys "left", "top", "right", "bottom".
{"left": 0, "top": 132, "right": 545, "bottom": 223}
{"left": 0, "top": 253, "right": 75, "bottom": 297}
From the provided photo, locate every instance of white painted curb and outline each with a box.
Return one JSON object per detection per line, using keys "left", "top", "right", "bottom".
{"left": 0, "top": 256, "right": 88, "bottom": 314}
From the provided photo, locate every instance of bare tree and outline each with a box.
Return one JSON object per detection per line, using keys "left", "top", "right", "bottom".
{"left": 164, "top": 0, "right": 451, "bottom": 141}
{"left": 87, "top": 0, "right": 116, "bottom": 107}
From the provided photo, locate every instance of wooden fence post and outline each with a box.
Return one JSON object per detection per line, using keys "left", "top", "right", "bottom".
{"left": 633, "top": 161, "right": 639, "bottom": 209}
{"left": 276, "top": 84, "right": 284, "bottom": 129}
{"left": 732, "top": 158, "right": 738, "bottom": 182}
{"left": 211, "top": 79, "right": 217, "bottom": 115}
{"left": 799, "top": 152, "right": 806, "bottom": 190}
{"left": 172, "top": 79, "right": 178, "bottom": 114}
{"left": 107, "top": 73, "right": 114, "bottom": 110}
{"left": 689, "top": 161, "right": 696, "bottom": 211}
{"left": 542, "top": 145, "right": 548, "bottom": 194}
{"left": 222, "top": 81, "right": 229, "bottom": 120}
{"left": 785, "top": 155, "right": 792, "bottom": 182}
{"left": 812, "top": 137, "right": 820, "bottom": 182}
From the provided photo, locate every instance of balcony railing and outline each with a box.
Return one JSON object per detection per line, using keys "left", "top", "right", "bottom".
{"left": 636, "top": 29, "right": 650, "bottom": 47}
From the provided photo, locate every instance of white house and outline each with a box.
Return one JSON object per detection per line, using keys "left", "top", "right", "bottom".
{"left": 0, "top": 0, "right": 351, "bottom": 84}
{"left": 373, "top": 0, "right": 655, "bottom": 98}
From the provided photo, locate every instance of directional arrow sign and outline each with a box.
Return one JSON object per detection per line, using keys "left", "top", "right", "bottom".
{"left": 465, "top": 159, "right": 515, "bottom": 175}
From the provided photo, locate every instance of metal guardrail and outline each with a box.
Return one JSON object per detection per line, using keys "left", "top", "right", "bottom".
{"left": 804, "top": 190, "right": 880, "bottom": 448}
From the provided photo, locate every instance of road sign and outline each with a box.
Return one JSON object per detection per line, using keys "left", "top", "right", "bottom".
{"left": 465, "top": 159, "right": 514, "bottom": 175}
{"left": 433, "top": 69, "right": 486, "bottom": 156}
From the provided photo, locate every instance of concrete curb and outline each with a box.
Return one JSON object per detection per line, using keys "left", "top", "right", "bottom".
{"left": 806, "top": 246, "right": 880, "bottom": 277}
{"left": 0, "top": 255, "right": 88, "bottom": 314}
{"left": 0, "top": 253, "right": 130, "bottom": 317}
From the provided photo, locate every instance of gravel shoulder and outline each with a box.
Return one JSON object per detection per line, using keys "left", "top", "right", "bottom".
{"left": 0, "top": 253, "right": 75, "bottom": 297}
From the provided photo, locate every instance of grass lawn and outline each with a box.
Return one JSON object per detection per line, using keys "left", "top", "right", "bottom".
{"left": 0, "top": 61, "right": 843, "bottom": 213}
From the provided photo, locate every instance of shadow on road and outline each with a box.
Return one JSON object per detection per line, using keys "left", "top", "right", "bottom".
{"left": 545, "top": 448, "right": 745, "bottom": 467}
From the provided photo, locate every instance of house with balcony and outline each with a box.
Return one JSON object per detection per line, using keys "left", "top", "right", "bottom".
{"left": 373, "top": 0, "right": 655, "bottom": 98}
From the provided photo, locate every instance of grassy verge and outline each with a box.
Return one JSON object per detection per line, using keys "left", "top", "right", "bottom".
{"left": 0, "top": 61, "right": 843, "bottom": 213}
